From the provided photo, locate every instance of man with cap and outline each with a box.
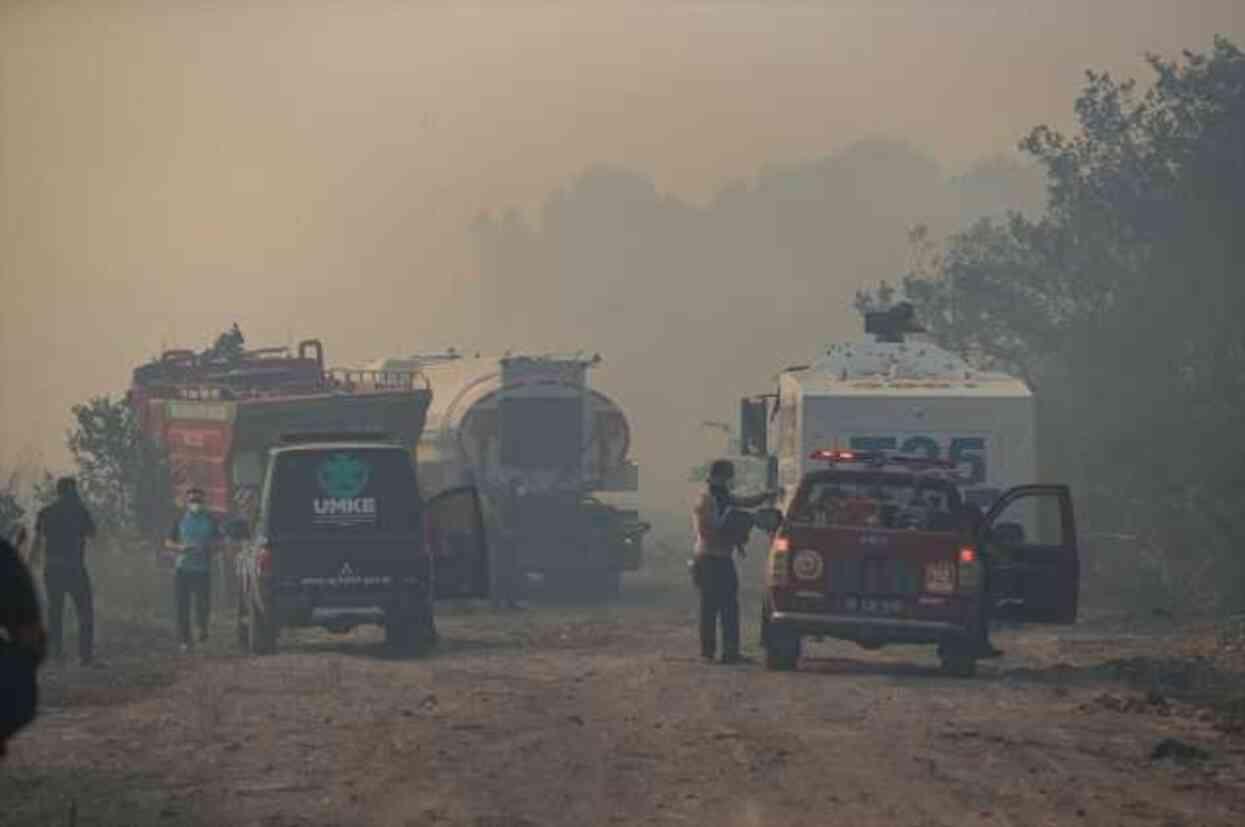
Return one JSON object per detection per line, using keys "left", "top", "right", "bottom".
{"left": 691, "top": 459, "right": 778, "bottom": 664}
{"left": 164, "top": 488, "right": 220, "bottom": 652}
{"left": 32, "top": 477, "right": 98, "bottom": 666}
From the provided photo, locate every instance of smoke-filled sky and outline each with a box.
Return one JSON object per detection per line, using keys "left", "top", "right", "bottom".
{"left": 2, "top": 1, "right": 1241, "bottom": 492}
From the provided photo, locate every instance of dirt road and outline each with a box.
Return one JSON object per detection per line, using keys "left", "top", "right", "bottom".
{"left": 5, "top": 572, "right": 1245, "bottom": 827}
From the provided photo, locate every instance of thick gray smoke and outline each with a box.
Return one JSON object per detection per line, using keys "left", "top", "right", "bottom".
{"left": 471, "top": 143, "right": 1044, "bottom": 506}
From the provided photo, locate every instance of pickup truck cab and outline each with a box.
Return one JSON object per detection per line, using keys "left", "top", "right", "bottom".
{"left": 227, "top": 433, "right": 489, "bottom": 655}
{"left": 757, "top": 450, "right": 1078, "bottom": 676}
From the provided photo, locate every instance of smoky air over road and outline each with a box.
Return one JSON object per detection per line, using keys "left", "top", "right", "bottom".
{"left": 5, "top": 5, "right": 1245, "bottom": 826}
{"left": 2, "top": 0, "right": 1241, "bottom": 507}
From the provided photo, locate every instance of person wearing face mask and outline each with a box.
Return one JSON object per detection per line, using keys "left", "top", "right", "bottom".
{"left": 31, "top": 477, "right": 98, "bottom": 667}
{"left": 164, "top": 488, "right": 220, "bottom": 652}
{"left": 691, "top": 460, "right": 779, "bottom": 664}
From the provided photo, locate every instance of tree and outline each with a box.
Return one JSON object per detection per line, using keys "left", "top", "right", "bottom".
{"left": 0, "top": 470, "right": 23, "bottom": 540}
{"left": 900, "top": 37, "right": 1245, "bottom": 605}
{"left": 67, "top": 396, "right": 176, "bottom": 538}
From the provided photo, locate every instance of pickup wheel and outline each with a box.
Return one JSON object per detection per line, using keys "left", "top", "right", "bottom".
{"left": 938, "top": 645, "right": 977, "bottom": 678}
{"left": 247, "top": 593, "right": 277, "bottom": 655}
{"left": 761, "top": 604, "right": 801, "bottom": 672}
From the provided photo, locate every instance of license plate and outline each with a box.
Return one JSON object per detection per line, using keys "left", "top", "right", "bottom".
{"left": 924, "top": 562, "right": 955, "bottom": 594}
{"left": 842, "top": 596, "right": 904, "bottom": 615}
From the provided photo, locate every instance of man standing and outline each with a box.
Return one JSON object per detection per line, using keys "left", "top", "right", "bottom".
{"left": 32, "top": 477, "right": 97, "bottom": 667}
{"left": 691, "top": 460, "right": 776, "bottom": 665}
{"left": 164, "top": 488, "right": 219, "bottom": 652}
{"left": 1, "top": 537, "right": 46, "bottom": 759}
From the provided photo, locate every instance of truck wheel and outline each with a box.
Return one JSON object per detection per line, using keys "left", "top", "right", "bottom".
{"left": 247, "top": 596, "right": 277, "bottom": 655}
{"left": 938, "top": 646, "right": 977, "bottom": 678}
{"left": 761, "top": 605, "right": 801, "bottom": 671}
{"left": 595, "top": 570, "right": 622, "bottom": 600}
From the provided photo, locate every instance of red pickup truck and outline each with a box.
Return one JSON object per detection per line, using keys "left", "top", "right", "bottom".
{"left": 757, "top": 450, "right": 1079, "bottom": 677}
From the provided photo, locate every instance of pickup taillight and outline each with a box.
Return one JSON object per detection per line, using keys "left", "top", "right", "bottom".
{"left": 956, "top": 546, "right": 979, "bottom": 592}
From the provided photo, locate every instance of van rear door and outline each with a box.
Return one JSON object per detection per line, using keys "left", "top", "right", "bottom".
{"left": 982, "top": 485, "right": 1079, "bottom": 624}
{"left": 267, "top": 447, "right": 425, "bottom": 591}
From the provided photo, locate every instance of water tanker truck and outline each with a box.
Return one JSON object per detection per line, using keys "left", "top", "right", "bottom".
{"left": 361, "top": 351, "right": 648, "bottom": 599}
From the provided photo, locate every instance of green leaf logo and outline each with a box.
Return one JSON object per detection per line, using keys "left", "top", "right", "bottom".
{"left": 317, "top": 454, "right": 370, "bottom": 499}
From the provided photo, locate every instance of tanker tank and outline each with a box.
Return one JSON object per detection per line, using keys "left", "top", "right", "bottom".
{"left": 363, "top": 351, "right": 648, "bottom": 600}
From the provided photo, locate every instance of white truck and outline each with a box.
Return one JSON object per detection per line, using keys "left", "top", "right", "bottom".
{"left": 737, "top": 304, "right": 1035, "bottom": 513}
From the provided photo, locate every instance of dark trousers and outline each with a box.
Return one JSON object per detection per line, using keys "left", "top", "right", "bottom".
{"left": 44, "top": 565, "right": 94, "bottom": 663}
{"left": 175, "top": 570, "right": 211, "bottom": 645}
{"left": 697, "top": 555, "right": 740, "bottom": 659}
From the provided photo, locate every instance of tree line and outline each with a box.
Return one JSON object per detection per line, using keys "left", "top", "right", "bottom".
{"left": 896, "top": 37, "right": 1244, "bottom": 607}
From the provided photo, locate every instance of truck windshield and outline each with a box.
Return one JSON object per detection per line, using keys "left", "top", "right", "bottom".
{"left": 268, "top": 448, "right": 420, "bottom": 536}
{"left": 789, "top": 474, "right": 960, "bottom": 531}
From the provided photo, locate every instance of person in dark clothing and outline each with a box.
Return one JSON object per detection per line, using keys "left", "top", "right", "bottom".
{"left": 490, "top": 478, "right": 523, "bottom": 610}
{"left": 1, "top": 537, "right": 46, "bottom": 760}
{"left": 690, "top": 460, "right": 778, "bottom": 664}
{"left": 32, "top": 477, "right": 97, "bottom": 666}
{"left": 164, "top": 488, "right": 220, "bottom": 651}
{"left": 959, "top": 502, "right": 1004, "bottom": 659}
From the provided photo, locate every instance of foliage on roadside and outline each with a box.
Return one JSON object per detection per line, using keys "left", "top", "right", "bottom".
{"left": 873, "top": 37, "right": 1245, "bottom": 608}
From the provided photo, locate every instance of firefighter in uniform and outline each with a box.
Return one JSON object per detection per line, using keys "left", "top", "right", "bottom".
{"left": 32, "top": 477, "right": 98, "bottom": 666}
{"left": 691, "top": 460, "right": 777, "bottom": 664}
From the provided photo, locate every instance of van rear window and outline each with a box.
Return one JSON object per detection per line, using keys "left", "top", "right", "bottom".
{"left": 268, "top": 448, "right": 419, "bottom": 535}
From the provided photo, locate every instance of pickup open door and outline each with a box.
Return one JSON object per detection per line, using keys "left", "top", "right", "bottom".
{"left": 981, "top": 484, "right": 1079, "bottom": 624}
{"left": 426, "top": 486, "right": 490, "bottom": 600}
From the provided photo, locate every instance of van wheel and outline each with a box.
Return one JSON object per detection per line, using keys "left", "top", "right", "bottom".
{"left": 386, "top": 606, "right": 436, "bottom": 657}
{"left": 236, "top": 588, "right": 249, "bottom": 651}
{"left": 247, "top": 597, "right": 277, "bottom": 655}
{"left": 939, "top": 646, "right": 977, "bottom": 678}
{"left": 762, "top": 605, "right": 801, "bottom": 672}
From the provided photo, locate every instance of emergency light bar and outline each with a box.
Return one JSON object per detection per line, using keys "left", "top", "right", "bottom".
{"left": 809, "top": 449, "right": 959, "bottom": 471}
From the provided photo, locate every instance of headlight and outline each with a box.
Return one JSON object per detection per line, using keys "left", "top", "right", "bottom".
{"left": 792, "top": 549, "right": 824, "bottom": 582}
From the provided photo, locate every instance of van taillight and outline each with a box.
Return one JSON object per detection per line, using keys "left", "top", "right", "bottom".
{"left": 256, "top": 545, "right": 273, "bottom": 575}
{"left": 768, "top": 535, "right": 791, "bottom": 587}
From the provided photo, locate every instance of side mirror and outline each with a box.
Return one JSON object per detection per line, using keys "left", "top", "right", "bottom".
{"left": 754, "top": 508, "right": 782, "bottom": 534}
{"left": 224, "top": 519, "right": 251, "bottom": 541}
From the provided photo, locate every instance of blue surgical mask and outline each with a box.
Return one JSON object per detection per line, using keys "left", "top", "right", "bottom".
{"left": 189, "top": 503, "right": 204, "bottom": 514}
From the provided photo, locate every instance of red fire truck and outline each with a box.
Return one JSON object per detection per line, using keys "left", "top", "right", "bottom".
{"left": 128, "top": 339, "right": 432, "bottom": 586}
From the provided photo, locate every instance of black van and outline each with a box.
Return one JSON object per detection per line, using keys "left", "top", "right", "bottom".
{"left": 229, "top": 435, "right": 489, "bottom": 655}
